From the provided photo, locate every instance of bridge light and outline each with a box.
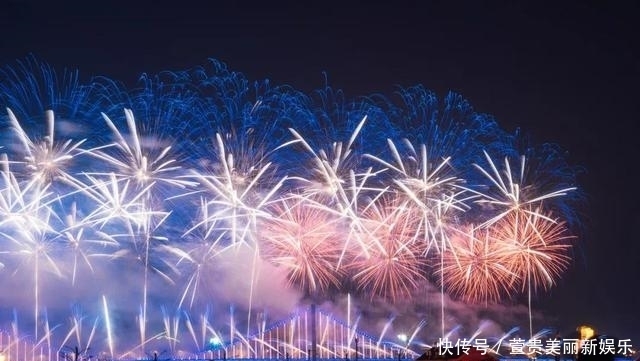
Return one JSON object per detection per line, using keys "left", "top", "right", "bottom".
{"left": 210, "top": 336, "right": 222, "bottom": 346}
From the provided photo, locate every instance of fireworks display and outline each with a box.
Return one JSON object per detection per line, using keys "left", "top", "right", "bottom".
{"left": 0, "top": 57, "right": 582, "bottom": 358}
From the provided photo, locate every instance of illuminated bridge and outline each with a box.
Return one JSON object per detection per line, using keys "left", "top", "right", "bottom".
{"left": 0, "top": 305, "right": 418, "bottom": 361}
{"left": 207, "top": 305, "right": 414, "bottom": 361}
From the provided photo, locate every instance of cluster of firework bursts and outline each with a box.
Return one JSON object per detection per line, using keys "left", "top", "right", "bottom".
{"left": 0, "top": 57, "right": 581, "bottom": 357}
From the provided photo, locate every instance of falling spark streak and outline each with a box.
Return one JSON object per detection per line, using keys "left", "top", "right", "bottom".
{"left": 183, "top": 311, "right": 200, "bottom": 351}
{"left": 102, "top": 295, "right": 114, "bottom": 360}
{"left": 161, "top": 307, "right": 181, "bottom": 353}
{"left": 57, "top": 308, "right": 99, "bottom": 359}
{"left": 376, "top": 316, "right": 396, "bottom": 348}
{"left": 407, "top": 319, "right": 426, "bottom": 353}
{"left": 33, "top": 309, "right": 60, "bottom": 361}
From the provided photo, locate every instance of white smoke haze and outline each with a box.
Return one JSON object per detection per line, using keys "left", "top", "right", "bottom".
{"left": 208, "top": 244, "right": 304, "bottom": 315}
{"left": 0, "top": 247, "right": 552, "bottom": 357}
{"left": 296, "top": 280, "right": 546, "bottom": 350}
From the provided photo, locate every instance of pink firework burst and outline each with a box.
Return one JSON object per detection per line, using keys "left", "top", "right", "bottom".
{"left": 438, "top": 226, "right": 517, "bottom": 304}
{"left": 348, "top": 195, "right": 428, "bottom": 301}
{"left": 259, "top": 198, "right": 346, "bottom": 295}
{"left": 491, "top": 207, "right": 573, "bottom": 294}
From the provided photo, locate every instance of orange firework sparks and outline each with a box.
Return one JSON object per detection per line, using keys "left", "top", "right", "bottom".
{"left": 490, "top": 208, "right": 573, "bottom": 293}
{"left": 259, "top": 198, "right": 346, "bottom": 295}
{"left": 347, "top": 196, "right": 428, "bottom": 301}
{"left": 439, "top": 226, "right": 518, "bottom": 304}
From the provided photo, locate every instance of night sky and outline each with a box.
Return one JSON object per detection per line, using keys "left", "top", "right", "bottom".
{"left": 1, "top": 0, "right": 639, "bottom": 346}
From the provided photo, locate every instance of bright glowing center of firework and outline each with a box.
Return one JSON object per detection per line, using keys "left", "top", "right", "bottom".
{"left": 136, "top": 169, "right": 149, "bottom": 181}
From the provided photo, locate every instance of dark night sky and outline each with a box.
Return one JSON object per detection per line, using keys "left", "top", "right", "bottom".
{"left": 1, "top": 0, "right": 639, "bottom": 344}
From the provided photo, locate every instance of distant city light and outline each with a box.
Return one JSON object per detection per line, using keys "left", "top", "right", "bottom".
{"left": 209, "top": 336, "right": 222, "bottom": 346}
